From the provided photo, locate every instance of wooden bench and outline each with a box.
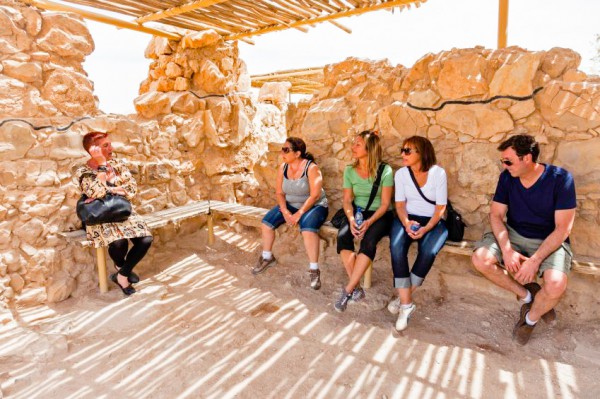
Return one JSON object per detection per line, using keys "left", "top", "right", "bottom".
{"left": 207, "top": 202, "right": 600, "bottom": 281}
{"left": 62, "top": 200, "right": 600, "bottom": 293}
{"left": 61, "top": 200, "right": 212, "bottom": 292}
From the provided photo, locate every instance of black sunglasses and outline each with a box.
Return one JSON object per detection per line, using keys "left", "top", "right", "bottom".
{"left": 500, "top": 156, "right": 523, "bottom": 166}
{"left": 400, "top": 147, "right": 416, "bottom": 155}
{"left": 281, "top": 147, "right": 293, "bottom": 154}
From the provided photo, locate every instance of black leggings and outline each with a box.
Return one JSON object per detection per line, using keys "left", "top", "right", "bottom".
{"left": 108, "top": 236, "right": 153, "bottom": 277}
{"left": 337, "top": 211, "right": 393, "bottom": 260}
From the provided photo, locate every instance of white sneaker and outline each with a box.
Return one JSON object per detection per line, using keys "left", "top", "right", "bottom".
{"left": 387, "top": 297, "right": 401, "bottom": 314}
{"left": 395, "top": 304, "right": 416, "bottom": 331}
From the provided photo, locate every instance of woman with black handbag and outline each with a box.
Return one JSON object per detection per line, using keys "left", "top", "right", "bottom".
{"left": 388, "top": 136, "right": 448, "bottom": 331}
{"left": 334, "top": 130, "right": 394, "bottom": 312}
{"left": 75, "top": 132, "right": 153, "bottom": 296}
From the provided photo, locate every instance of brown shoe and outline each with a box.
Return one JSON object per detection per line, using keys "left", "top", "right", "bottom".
{"left": 522, "top": 282, "right": 557, "bottom": 323}
{"left": 513, "top": 302, "right": 536, "bottom": 345}
{"left": 252, "top": 255, "right": 276, "bottom": 275}
{"left": 308, "top": 269, "right": 321, "bottom": 290}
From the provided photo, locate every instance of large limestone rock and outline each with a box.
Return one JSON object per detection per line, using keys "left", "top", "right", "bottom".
{"left": 258, "top": 82, "right": 292, "bottom": 108}
{"left": 555, "top": 138, "right": 600, "bottom": 195}
{"left": 536, "top": 81, "right": 600, "bottom": 132}
{"left": 41, "top": 68, "right": 96, "bottom": 117}
{"left": 36, "top": 12, "right": 94, "bottom": 61}
{"left": 489, "top": 52, "right": 542, "bottom": 97}
{"left": 437, "top": 52, "right": 488, "bottom": 99}
{"left": 180, "top": 30, "right": 220, "bottom": 49}
{"left": 0, "top": 122, "right": 36, "bottom": 161}
{"left": 377, "top": 102, "right": 428, "bottom": 139}
{"left": 134, "top": 92, "right": 172, "bottom": 118}
{"left": 1, "top": 60, "right": 42, "bottom": 83}
{"left": 437, "top": 104, "right": 514, "bottom": 139}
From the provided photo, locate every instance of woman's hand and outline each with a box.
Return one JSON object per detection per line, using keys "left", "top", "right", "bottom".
{"left": 289, "top": 211, "right": 302, "bottom": 225}
{"left": 89, "top": 145, "right": 106, "bottom": 165}
{"left": 354, "top": 218, "right": 371, "bottom": 239}
{"left": 110, "top": 187, "right": 127, "bottom": 196}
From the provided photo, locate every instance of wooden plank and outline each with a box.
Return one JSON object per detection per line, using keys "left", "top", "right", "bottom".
{"left": 135, "top": 0, "right": 231, "bottom": 24}
{"left": 22, "top": 0, "right": 181, "bottom": 40}
{"left": 60, "top": 200, "right": 600, "bottom": 276}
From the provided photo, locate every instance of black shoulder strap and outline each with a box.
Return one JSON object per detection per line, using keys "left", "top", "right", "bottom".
{"left": 283, "top": 163, "right": 288, "bottom": 179}
{"left": 365, "top": 163, "right": 387, "bottom": 211}
{"left": 302, "top": 160, "right": 311, "bottom": 177}
{"left": 408, "top": 167, "right": 436, "bottom": 205}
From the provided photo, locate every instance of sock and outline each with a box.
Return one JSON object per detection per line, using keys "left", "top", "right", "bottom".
{"left": 520, "top": 290, "right": 532, "bottom": 304}
{"left": 309, "top": 262, "right": 319, "bottom": 270}
{"left": 525, "top": 312, "right": 538, "bottom": 326}
{"left": 401, "top": 303, "right": 414, "bottom": 310}
{"left": 262, "top": 251, "right": 272, "bottom": 260}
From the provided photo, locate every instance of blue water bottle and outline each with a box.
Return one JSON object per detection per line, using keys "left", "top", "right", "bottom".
{"left": 355, "top": 207, "right": 364, "bottom": 227}
{"left": 410, "top": 222, "right": 420, "bottom": 232}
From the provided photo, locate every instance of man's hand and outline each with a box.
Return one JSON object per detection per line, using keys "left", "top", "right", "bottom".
{"left": 502, "top": 248, "right": 528, "bottom": 274}
{"left": 89, "top": 145, "right": 106, "bottom": 165}
{"left": 514, "top": 257, "right": 540, "bottom": 284}
{"left": 110, "top": 187, "right": 127, "bottom": 196}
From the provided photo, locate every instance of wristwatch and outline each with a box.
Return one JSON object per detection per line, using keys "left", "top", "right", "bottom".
{"left": 97, "top": 165, "right": 108, "bottom": 172}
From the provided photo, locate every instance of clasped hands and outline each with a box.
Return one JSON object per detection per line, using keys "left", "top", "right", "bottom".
{"left": 350, "top": 218, "right": 371, "bottom": 239}
{"left": 503, "top": 248, "right": 540, "bottom": 284}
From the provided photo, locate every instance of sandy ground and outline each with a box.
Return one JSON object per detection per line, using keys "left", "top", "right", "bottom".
{"left": 1, "top": 223, "right": 599, "bottom": 399}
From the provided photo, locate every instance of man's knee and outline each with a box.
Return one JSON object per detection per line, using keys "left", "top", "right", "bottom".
{"left": 471, "top": 248, "right": 497, "bottom": 273}
{"left": 543, "top": 271, "right": 568, "bottom": 298}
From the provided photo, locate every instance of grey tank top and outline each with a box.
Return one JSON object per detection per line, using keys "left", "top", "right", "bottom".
{"left": 283, "top": 160, "right": 328, "bottom": 209}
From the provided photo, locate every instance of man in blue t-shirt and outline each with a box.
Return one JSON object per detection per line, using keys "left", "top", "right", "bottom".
{"left": 472, "top": 134, "right": 576, "bottom": 345}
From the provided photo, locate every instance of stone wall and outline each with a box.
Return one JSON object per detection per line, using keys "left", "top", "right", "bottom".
{"left": 1, "top": 0, "right": 599, "bottom": 305}
{"left": 286, "top": 48, "right": 600, "bottom": 258}
{"left": 0, "top": 0, "right": 288, "bottom": 302}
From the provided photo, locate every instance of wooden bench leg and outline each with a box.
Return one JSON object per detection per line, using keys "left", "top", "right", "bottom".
{"left": 96, "top": 247, "right": 108, "bottom": 293}
{"left": 363, "top": 261, "right": 373, "bottom": 289}
{"left": 207, "top": 212, "right": 214, "bottom": 245}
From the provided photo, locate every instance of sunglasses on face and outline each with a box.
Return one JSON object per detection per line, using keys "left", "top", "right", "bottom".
{"left": 500, "top": 156, "right": 523, "bottom": 166}
{"left": 281, "top": 147, "right": 293, "bottom": 154}
{"left": 400, "top": 147, "right": 416, "bottom": 155}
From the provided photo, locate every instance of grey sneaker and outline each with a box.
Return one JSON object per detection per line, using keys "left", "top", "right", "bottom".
{"left": 252, "top": 255, "right": 276, "bottom": 275}
{"left": 334, "top": 288, "right": 352, "bottom": 312}
{"left": 309, "top": 269, "right": 321, "bottom": 290}
{"left": 387, "top": 297, "right": 401, "bottom": 314}
{"left": 395, "top": 303, "right": 416, "bottom": 331}
{"left": 351, "top": 287, "right": 365, "bottom": 302}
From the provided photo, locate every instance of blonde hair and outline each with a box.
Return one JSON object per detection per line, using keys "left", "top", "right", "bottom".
{"left": 353, "top": 130, "right": 383, "bottom": 180}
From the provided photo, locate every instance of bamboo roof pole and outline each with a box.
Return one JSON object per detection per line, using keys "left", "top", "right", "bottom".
{"left": 226, "top": 0, "right": 426, "bottom": 40}
{"left": 271, "top": 0, "right": 351, "bottom": 33}
{"left": 135, "top": 0, "right": 231, "bottom": 24}
{"left": 21, "top": 0, "right": 181, "bottom": 40}
{"left": 498, "top": 0, "right": 508, "bottom": 48}
{"left": 251, "top": 70, "right": 323, "bottom": 80}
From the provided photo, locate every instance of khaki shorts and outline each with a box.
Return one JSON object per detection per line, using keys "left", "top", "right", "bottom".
{"left": 474, "top": 226, "right": 573, "bottom": 277}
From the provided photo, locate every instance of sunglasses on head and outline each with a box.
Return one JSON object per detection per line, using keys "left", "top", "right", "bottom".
{"left": 281, "top": 147, "right": 293, "bottom": 154}
{"left": 400, "top": 147, "right": 416, "bottom": 155}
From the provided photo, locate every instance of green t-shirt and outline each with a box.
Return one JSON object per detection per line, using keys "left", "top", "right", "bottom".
{"left": 342, "top": 164, "right": 394, "bottom": 211}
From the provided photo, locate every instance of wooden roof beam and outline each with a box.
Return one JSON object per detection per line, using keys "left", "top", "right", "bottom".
{"left": 21, "top": 0, "right": 181, "bottom": 40}
{"left": 136, "top": 0, "right": 231, "bottom": 24}
{"left": 226, "top": 0, "right": 426, "bottom": 40}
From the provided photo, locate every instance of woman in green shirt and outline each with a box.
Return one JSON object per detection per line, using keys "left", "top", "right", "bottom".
{"left": 334, "top": 130, "right": 394, "bottom": 312}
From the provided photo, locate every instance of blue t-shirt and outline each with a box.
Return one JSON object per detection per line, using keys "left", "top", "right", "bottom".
{"left": 492, "top": 164, "right": 576, "bottom": 240}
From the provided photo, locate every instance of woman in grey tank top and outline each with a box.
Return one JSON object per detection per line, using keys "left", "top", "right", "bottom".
{"left": 253, "top": 137, "right": 329, "bottom": 290}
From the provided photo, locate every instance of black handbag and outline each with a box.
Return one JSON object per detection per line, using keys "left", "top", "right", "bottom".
{"left": 330, "top": 163, "right": 387, "bottom": 229}
{"left": 76, "top": 194, "right": 132, "bottom": 226}
{"left": 407, "top": 167, "right": 465, "bottom": 242}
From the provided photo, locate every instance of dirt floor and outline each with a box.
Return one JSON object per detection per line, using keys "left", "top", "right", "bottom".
{"left": 1, "top": 223, "right": 599, "bottom": 399}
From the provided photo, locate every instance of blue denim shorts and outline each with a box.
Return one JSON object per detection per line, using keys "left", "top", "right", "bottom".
{"left": 262, "top": 203, "right": 328, "bottom": 233}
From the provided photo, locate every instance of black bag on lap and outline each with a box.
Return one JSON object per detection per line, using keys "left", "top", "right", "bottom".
{"left": 76, "top": 194, "right": 132, "bottom": 226}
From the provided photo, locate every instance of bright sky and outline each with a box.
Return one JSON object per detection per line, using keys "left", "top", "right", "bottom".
{"left": 81, "top": 0, "right": 600, "bottom": 114}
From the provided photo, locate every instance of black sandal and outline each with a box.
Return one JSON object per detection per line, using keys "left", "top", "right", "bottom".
{"left": 110, "top": 273, "right": 136, "bottom": 296}
{"left": 114, "top": 266, "right": 140, "bottom": 284}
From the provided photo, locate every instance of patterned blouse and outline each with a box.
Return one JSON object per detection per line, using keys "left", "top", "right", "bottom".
{"left": 75, "top": 159, "right": 151, "bottom": 248}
